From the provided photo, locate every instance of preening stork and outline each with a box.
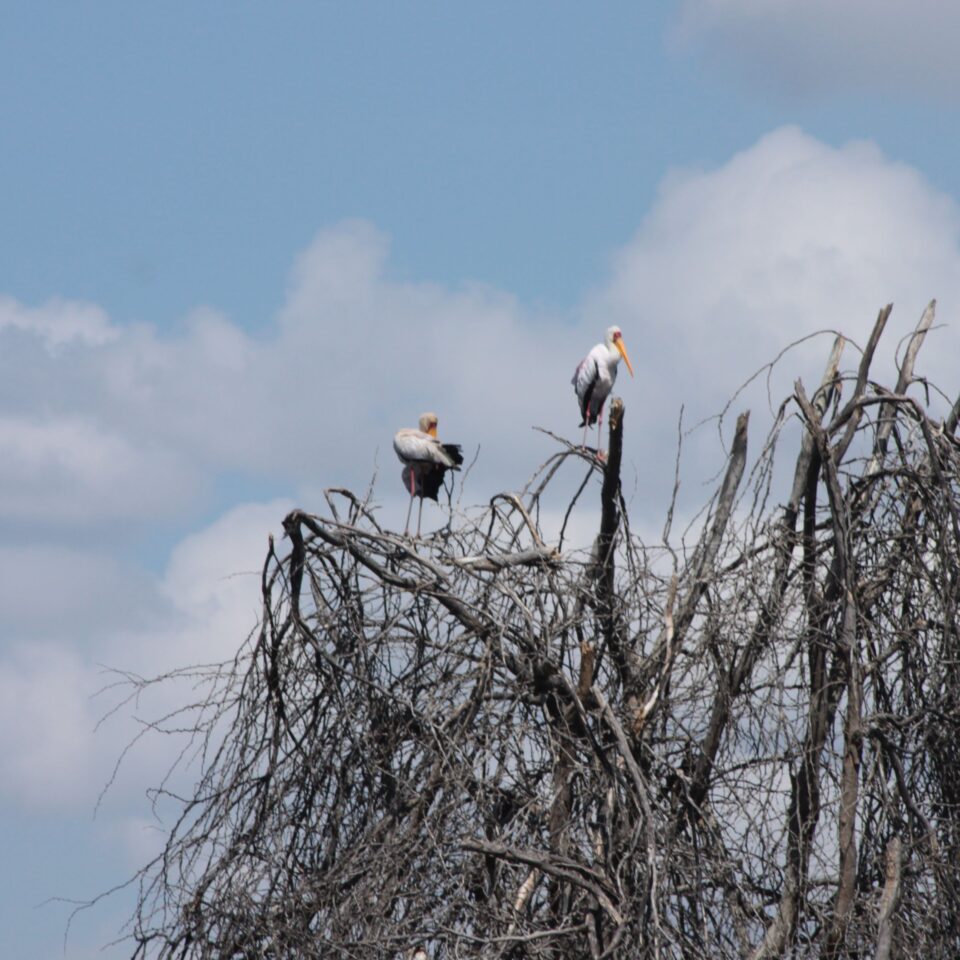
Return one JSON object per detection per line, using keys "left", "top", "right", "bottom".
{"left": 393, "top": 412, "right": 464, "bottom": 536}
{"left": 572, "top": 325, "right": 634, "bottom": 448}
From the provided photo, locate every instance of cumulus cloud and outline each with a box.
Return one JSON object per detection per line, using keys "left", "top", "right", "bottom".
{"left": 0, "top": 545, "right": 161, "bottom": 639}
{"left": 0, "top": 644, "right": 97, "bottom": 807}
{"left": 152, "top": 498, "right": 292, "bottom": 667}
{"left": 674, "top": 0, "right": 960, "bottom": 97}
{"left": 0, "top": 415, "right": 200, "bottom": 525}
{"left": 0, "top": 295, "right": 118, "bottom": 349}
{"left": 0, "top": 227, "right": 587, "bottom": 540}
{"left": 3, "top": 129, "right": 960, "bottom": 544}
{"left": 591, "top": 125, "right": 960, "bottom": 462}
{"left": 0, "top": 499, "right": 290, "bottom": 811}
{"left": 3, "top": 128, "right": 960, "bottom": 545}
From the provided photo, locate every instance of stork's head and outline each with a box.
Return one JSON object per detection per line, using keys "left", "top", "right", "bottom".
{"left": 606, "top": 326, "right": 634, "bottom": 377}
{"left": 418, "top": 412, "right": 439, "bottom": 437}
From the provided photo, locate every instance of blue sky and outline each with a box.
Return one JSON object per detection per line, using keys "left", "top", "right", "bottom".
{"left": 10, "top": 1, "right": 954, "bottom": 326}
{"left": 3, "top": 3, "right": 960, "bottom": 956}
{"left": 3, "top": 2, "right": 683, "bottom": 323}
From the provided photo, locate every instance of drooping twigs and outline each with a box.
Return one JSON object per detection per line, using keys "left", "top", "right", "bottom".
{"left": 100, "top": 303, "right": 960, "bottom": 960}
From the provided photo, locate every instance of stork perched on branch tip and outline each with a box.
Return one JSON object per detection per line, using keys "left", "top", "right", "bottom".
{"left": 572, "top": 325, "right": 634, "bottom": 451}
{"left": 393, "top": 412, "right": 463, "bottom": 536}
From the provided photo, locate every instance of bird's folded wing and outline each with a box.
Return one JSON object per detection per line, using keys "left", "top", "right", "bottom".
{"left": 394, "top": 429, "right": 458, "bottom": 467}
{"left": 572, "top": 354, "right": 599, "bottom": 396}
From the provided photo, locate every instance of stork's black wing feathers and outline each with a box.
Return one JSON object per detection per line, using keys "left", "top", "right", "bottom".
{"left": 573, "top": 355, "right": 600, "bottom": 427}
{"left": 403, "top": 444, "right": 463, "bottom": 501}
{"left": 442, "top": 443, "right": 464, "bottom": 467}
{"left": 579, "top": 380, "right": 597, "bottom": 427}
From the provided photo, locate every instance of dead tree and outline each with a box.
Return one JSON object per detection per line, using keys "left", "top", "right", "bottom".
{"left": 115, "top": 302, "right": 960, "bottom": 959}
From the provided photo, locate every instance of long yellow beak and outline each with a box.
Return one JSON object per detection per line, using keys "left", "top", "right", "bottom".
{"left": 427, "top": 424, "right": 438, "bottom": 438}
{"left": 616, "top": 338, "right": 635, "bottom": 377}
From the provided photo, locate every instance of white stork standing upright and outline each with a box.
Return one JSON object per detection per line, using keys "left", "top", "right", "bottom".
{"left": 572, "top": 325, "right": 634, "bottom": 449}
{"left": 393, "top": 412, "right": 464, "bottom": 536}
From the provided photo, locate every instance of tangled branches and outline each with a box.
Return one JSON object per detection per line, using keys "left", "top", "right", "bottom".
{"left": 123, "top": 303, "right": 960, "bottom": 959}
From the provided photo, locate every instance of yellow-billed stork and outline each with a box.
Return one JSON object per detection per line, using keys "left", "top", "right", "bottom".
{"left": 393, "top": 412, "right": 464, "bottom": 536}
{"left": 572, "top": 325, "right": 634, "bottom": 447}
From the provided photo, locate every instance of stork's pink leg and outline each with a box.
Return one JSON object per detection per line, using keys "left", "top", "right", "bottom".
{"left": 597, "top": 403, "right": 607, "bottom": 460}
{"left": 582, "top": 399, "right": 596, "bottom": 449}
{"left": 403, "top": 466, "right": 416, "bottom": 535}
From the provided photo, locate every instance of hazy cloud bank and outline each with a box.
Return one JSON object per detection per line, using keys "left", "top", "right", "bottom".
{"left": 675, "top": 0, "right": 960, "bottom": 98}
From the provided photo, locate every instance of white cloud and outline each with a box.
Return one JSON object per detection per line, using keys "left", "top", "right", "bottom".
{"left": 0, "top": 500, "right": 290, "bottom": 811}
{"left": 0, "top": 231, "right": 587, "bottom": 540}
{"left": 0, "top": 295, "right": 118, "bottom": 349}
{"left": 0, "top": 545, "right": 162, "bottom": 639}
{"left": 0, "top": 414, "right": 202, "bottom": 525}
{"left": 591, "top": 125, "right": 960, "bottom": 451}
{"left": 154, "top": 498, "right": 292, "bottom": 666}
{"left": 0, "top": 644, "right": 97, "bottom": 807}
{"left": 675, "top": 0, "right": 960, "bottom": 97}
{"left": 270, "top": 219, "right": 579, "bottom": 487}
{"left": 3, "top": 129, "right": 958, "bottom": 542}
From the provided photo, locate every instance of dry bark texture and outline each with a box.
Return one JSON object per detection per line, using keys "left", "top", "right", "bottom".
{"left": 119, "top": 303, "right": 960, "bottom": 959}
